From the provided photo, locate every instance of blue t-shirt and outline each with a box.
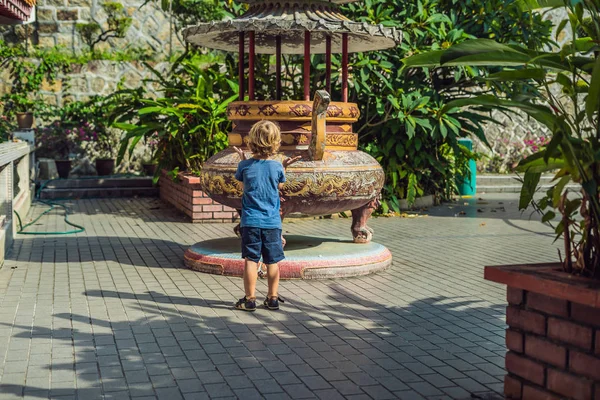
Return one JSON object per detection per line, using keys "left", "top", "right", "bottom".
{"left": 235, "top": 158, "right": 285, "bottom": 229}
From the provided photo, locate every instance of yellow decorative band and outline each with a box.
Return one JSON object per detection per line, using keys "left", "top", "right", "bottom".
{"left": 227, "top": 101, "right": 360, "bottom": 122}
{"left": 326, "top": 134, "right": 358, "bottom": 148}
{"left": 227, "top": 133, "right": 358, "bottom": 149}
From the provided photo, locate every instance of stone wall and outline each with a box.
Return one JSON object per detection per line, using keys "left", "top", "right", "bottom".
{"left": 0, "top": 58, "right": 169, "bottom": 106}
{"left": 4, "top": 0, "right": 183, "bottom": 56}
{"left": 44, "top": 60, "right": 169, "bottom": 106}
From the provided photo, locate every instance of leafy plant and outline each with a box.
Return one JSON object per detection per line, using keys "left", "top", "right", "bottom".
{"left": 36, "top": 98, "right": 117, "bottom": 161}
{"left": 333, "top": 0, "right": 553, "bottom": 210}
{"left": 35, "top": 121, "right": 80, "bottom": 159}
{"left": 76, "top": 2, "right": 132, "bottom": 55}
{"left": 403, "top": 0, "right": 600, "bottom": 278}
{"left": 0, "top": 113, "right": 15, "bottom": 143}
{"left": 108, "top": 51, "right": 238, "bottom": 176}
{"left": 0, "top": 40, "right": 70, "bottom": 116}
{"left": 145, "top": 0, "right": 245, "bottom": 48}
{"left": 139, "top": 0, "right": 551, "bottom": 208}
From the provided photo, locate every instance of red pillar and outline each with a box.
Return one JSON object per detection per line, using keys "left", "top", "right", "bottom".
{"left": 342, "top": 32, "right": 348, "bottom": 102}
{"left": 304, "top": 31, "right": 311, "bottom": 101}
{"left": 326, "top": 35, "right": 331, "bottom": 95}
{"left": 238, "top": 32, "right": 244, "bottom": 101}
{"left": 276, "top": 35, "right": 282, "bottom": 100}
{"left": 249, "top": 31, "right": 255, "bottom": 101}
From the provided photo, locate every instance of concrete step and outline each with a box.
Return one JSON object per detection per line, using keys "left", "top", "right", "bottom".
{"left": 476, "top": 174, "right": 556, "bottom": 186}
{"left": 40, "top": 187, "right": 158, "bottom": 200}
{"left": 476, "top": 174, "right": 580, "bottom": 193}
{"left": 478, "top": 184, "right": 580, "bottom": 194}
{"left": 43, "top": 177, "right": 154, "bottom": 189}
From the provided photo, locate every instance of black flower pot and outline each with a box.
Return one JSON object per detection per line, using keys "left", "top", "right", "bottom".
{"left": 96, "top": 159, "right": 115, "bottom": 176}
{"left": 54, "top": 160, "right": 71, "bottom": 179}
{"left": 142, "top": 163, "right": 157, "bottom": 176}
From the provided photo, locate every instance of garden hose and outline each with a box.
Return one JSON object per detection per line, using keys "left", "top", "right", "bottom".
{"left": 13, "top": 174, "right": 141, "bottom": 235}
{"left": 14, "top": 199, "right": 85, "bottom": 235}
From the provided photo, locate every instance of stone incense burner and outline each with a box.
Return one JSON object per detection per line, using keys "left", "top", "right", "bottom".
{"left": 183, "top": 0, "right": 401, "bottom": 243}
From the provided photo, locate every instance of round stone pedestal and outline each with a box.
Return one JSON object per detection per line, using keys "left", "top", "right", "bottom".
{"left": 184, "top": 235, "right": 392, "bottom": 279}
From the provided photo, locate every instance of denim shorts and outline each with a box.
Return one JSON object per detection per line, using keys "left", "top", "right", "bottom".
{"left": 241, "top": 227, "right": 285, "bottom": 264}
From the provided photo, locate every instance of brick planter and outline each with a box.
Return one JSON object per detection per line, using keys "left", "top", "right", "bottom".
{"left": 159, "top": 170, "right": 237, "bottom": 223}
{"left": 485, "top": 263, "right": 600, "bottom": 400}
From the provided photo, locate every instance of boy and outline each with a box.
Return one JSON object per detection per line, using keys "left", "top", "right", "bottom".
{"left": 233, "top": 120, "right": 301, "bottom": 311}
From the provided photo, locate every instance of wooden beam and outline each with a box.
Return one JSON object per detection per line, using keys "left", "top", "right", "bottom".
{"left": 326, "top": 35, "right": 331, "bottom": 94}
{"left": 342, "top": 32, "right": 348, "bottom": 102}
{"left": 276, "top": 35, "right": 282, "bottom": 100}
{"left": 238, "top": 31, "right": 244, "bottom": 101}
{"left": 304, "top": 31, "right": 311, "bottom": 101}
{"left": 249, "top": 31, "right": 255, "bottom": 101}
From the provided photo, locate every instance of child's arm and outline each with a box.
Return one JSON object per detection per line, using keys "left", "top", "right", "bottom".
{"left": 283, "top": 155, "right": 302, "bottom": 169}
{"left": 233, "top": 147, "right": 247, "bottom": 185}
{"left": 233, "top": 146, "right": 246, "bottom": 161}
{"left": 278, "top": 156, "right": 301, "bottom": 189}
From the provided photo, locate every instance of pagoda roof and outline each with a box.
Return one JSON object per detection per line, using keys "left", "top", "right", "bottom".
{"left": 183, "top": 2, "right": 401, "bottom": 54}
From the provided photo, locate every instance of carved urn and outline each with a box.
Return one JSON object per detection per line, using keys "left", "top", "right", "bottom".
{"left": 183, "top": 0, "right": 401, "bottom": 242}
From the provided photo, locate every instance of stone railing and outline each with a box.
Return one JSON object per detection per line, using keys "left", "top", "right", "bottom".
{"left": 0, "top": 140, "right": 35, "bottom": 267}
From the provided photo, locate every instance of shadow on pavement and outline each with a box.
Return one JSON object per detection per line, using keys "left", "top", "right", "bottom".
{"left": 6, "top": 236, "right": 188, "bottom": 269}
{"left": 0, "top": 285, "right": 505, "bottom": 400}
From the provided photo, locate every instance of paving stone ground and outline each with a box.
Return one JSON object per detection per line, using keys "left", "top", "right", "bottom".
{"left": 0, "top": 194, "right": 558, "bottom": 400}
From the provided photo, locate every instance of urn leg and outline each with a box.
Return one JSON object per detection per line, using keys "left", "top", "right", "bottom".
{"left": 351, "top": 198, "right": 380, "bottom": 244}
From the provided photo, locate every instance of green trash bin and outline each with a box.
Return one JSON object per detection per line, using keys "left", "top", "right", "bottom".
{"left": 456, "top": 138, "right": 476, "bottom": 196}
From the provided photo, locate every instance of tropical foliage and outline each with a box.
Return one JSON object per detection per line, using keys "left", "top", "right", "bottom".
{"left": 339, "top": 0, "right": 553, "bottom": 209}
{"left": 144, "top": 0, "right": 552, "bottom": 208}
{"left": 1, "top": 0, "right": 553, "bottom": 205}
{"left": 36, "top": 98, "right": 118, "bottom": 160}
{"left": 107, "top": 53, "right": 238, "bottom": 176}
{"left": 404, "top": 0, "right": 600, "bottom": 278}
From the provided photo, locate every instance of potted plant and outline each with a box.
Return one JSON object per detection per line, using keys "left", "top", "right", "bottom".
{"left": 404, "top": 0, "right": 600, "bottom": 398}
{"left": 11, "top": 94, "right": 35, "bottom": 129}
{"left": 108, "top": 56, "right": 236, "bottom": 221}
{"left": 2, "top": 93, "right": 35, "bottom": 129}
{"left": 35, "top": 121, "right": 77, "bottom": 179}
{"left": 94, "top": 129, "right": 118, "bottom": 176}
{"left": 47, "top": 99, "right": 118, "bottom": 177}
{"left": 140, "top": 132, "right": 159, "bottom": 176}
{"left": 0, "top": 44, "right": 69, "bottom": 130}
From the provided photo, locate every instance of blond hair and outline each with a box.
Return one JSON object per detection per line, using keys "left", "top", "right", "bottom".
{"left": 248, "top": 120, "right": 281, "bottom": 157}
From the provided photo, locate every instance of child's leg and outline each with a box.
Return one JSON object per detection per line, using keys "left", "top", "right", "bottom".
{"left": 262, "top": 228, "right": 284, "bottom": 300}
{"left": 244, "top": 259, "right": 259, "bottom": 298}
{"left": 266, "top": 263, "right": 280, "bottom": 298}
{"left": 240, "top": 227, "right": 262, "bottom": 299}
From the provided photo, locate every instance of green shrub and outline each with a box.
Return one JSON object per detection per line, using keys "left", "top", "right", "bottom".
{"left": 108, "top": 52, "right": 238, "bottom": 176}
{"left": 336, "top": 0, "right": 553, "bottom": 209}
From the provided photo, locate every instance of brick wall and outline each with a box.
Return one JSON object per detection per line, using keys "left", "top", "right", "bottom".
{"left": 159, "top": 171, "right": 238, "bottom": 223}
{"left": 504, "top": 286, "right": 600, "bottom": 399}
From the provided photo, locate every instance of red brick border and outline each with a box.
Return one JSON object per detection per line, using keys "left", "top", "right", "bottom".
{"left": 486, "top": 264, "right": 600, "bottom": 400}
{"left": 159, "top": 170, "right": 238, "bottom": 223}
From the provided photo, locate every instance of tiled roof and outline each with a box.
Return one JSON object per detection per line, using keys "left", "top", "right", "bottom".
{"left": 0, "top": 0, "right": 35, "bottom": 22}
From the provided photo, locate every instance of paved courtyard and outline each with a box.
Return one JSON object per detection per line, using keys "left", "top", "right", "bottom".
{"left": 0, "top": 194, "right": 558, "bottom": 400}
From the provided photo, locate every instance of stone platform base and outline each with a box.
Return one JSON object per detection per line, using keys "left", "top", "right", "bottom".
{"left": 183, "top": 235, "right": 392, "bottom": 279}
